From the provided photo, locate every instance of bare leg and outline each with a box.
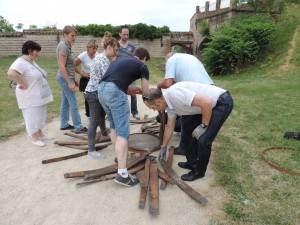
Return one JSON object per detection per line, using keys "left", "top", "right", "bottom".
{"left": 115, "top": 136, "right": 128, "bottom": 169}
{"left": 31, "top": 132, "right": 40, "bottom": 142}
{"left": 110, "top": 129, "right": 116, "bottom": 150}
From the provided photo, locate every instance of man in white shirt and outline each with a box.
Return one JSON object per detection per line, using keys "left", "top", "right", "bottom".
{"left": 143, "top": 82, "right": 233, "bottom": 181}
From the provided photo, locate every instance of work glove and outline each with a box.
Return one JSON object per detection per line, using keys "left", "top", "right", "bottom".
{"left": 158, "top": 146, "right": 167, "bottom": 160}
{"left": 192, "top": 125, "right": 207, "bottom": 140}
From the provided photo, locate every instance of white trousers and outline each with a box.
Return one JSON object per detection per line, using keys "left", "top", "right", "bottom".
{"left": 21, "top": 105, "right": 47, "bottom": 136}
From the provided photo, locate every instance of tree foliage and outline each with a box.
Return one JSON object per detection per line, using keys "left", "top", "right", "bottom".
{"left": 202, "top": 14, "right": 276, "bottom": 75}
{"left": 0, "top": 16, "right": 15, "bottom": 32}
{"left": 74, "top": 23, "right": 170, "bottom": 40}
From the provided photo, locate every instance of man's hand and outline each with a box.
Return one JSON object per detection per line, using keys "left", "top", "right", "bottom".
{"left": 158, "top": 146, "right": 167, "bottom": 160}
{"left": 192, "top": 125, "right": 207, "bottom": 140}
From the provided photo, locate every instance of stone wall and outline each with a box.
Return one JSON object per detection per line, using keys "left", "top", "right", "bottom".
{"left": 0, "top": 31, "right": 170, "bottom": 58}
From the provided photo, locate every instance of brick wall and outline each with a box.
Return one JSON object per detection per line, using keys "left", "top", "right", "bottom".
{"left": 0, "top": 32, "right": 170, "bottom": 58}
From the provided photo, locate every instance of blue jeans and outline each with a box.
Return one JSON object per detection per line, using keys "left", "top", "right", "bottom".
{"left": 84, "top": 91, "right": 107, "bottom": 152}
{"left": 56, "top": 73, "right": 84, "bottom": 131}
{"left": 98, "top": 82, "right": 130, "bottom": 140}
{"left": 183, "top": 92, "right": 234, "bottom": 174}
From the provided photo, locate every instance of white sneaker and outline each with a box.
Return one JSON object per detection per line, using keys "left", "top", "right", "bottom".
{"left": 133, "top": 113, "right": 141, "bottom": 120}
{"left": 88, "top": 152, "right": 106, "bottom": 159}
{"left": 41, "top": 135, "right": 54, "bottom": 140}
{"left": 32, "top": 140, "right": 46, "bottom": 147}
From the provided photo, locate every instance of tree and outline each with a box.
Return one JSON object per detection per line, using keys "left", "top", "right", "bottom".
{"left": 0, "top": 16, "right": 15, "bottom": 32}
{"left": 15, "top": 23, "right": 23, "bottom": 31}
{"left": 29, "top": 24, "right": 38, "bottom": 30}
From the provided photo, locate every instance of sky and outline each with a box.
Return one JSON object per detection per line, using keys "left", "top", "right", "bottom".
{"left": 0, "top": 0, "right": 210, "bottom": 32}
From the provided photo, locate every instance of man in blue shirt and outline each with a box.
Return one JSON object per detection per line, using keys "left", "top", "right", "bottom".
{"left": 157, "top": 52, "right": 214, "bottom": 157}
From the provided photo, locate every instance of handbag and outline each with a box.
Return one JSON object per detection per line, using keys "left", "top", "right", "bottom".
{"left": 79, "top": 77, "right": 89, "bottom": 92}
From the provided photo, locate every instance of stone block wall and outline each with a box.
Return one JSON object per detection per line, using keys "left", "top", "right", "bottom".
{"left": 0, "top": 32, "right": 169, "bottom": 58}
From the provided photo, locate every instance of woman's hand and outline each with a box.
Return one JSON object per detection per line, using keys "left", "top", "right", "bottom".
{"left": 68, "top": 83, "right": 76, "bottom": 93}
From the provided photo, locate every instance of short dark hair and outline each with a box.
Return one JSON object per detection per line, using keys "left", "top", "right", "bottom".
{"left": 133, "top": 48, "right": 150, "bottom": 61}
{"left": 142, "top": 88, "right": 162, "bottom": 103}
{"left": 22, "top": 40, "right": 41, "bottom": 55}
{"left": 119, "top": 25, "right": 129, "bottom": 33}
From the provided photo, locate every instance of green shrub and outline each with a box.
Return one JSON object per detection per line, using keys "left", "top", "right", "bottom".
{"left": 74, "top": 23, "right": 170, "bottom": 40}
{"left": 202, "top": 14, "right": 276, "bottom": 75}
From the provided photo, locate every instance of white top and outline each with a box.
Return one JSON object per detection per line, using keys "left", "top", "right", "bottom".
{"left": 77, "top": 51, "right": 99, "bottom": 73}
{"left": 9, "top": 58, "right": 53, "bottom": 109}
{"left": 163, "top": 82, "right": 226, "bottom": 118}
{"left": 165, "top": 53, "right": 214, "bottom": 85}
{"left": 85, "top": 54, "right": 110, "bottom": 92}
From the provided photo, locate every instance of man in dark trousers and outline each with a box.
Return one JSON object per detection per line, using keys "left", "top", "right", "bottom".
{"left": 143, "top": 82, "right": 233, "bottom": 181}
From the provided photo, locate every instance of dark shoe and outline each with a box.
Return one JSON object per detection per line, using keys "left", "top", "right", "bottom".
{"left": 181, "top": 171, "right": 205, "bottom": 181}
{"left": 114, "top": 174, "right": 139, "bottom": 186}
{"left": 178, "top": 162, "right": 194, "bottom": 170}
{"left": 174, "top": 146, "right": 185, "bottom": 156}
{"left": 75, "top": 127, "right": 88, "bottom": 133}
{"left": 60, "top": 124, "right": 74, "bottom": 130}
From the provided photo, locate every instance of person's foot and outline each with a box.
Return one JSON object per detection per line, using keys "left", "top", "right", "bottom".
{"left": 178, "top": 162, "right": 194, "bottom": 170}
{"left": 114, "top": 174, "right": 139, "bottom": 186}
{"left": 75, "top": 127, "right": 88, "bottom": 133}
{"left": 99, "top": 135, "right": 110, "bottom": 142}
{"left": 60, "top": 124, "right": 74, "bottom": 130}
{"left": 87, "top": 152, "right": 105, "bottom": 159}
{"left": 174, "top": 146, "right": 185, "bottom": 156}
{"left": 32, "top": 140, "right": 46, "bottom": 147}
{"left": 181, "top": 170, "right": 205, "bottom": 181}
{"left": 41, "top": 135, "right": 54, "bottom": 141}
{"left": 133, "top": 113, "right": 141, "bottom": 120}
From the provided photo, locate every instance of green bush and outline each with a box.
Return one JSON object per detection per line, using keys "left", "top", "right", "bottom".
{"left": 202, "top": 14, "right": 276, "bottom": 75}
{"left": 74, "top": 23, "right": 170, "bottom": 40}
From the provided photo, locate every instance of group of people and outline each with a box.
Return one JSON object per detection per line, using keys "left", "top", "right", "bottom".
{"left": 7, "top": 24, "right": 233, "bottom": 186}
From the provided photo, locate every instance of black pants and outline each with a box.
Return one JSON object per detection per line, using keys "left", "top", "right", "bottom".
{"left": 183, "top": 92, "right": 234, "bottom": 174}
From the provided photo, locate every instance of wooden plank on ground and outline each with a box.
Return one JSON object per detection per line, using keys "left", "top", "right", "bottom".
{"left": 160, "top": 147, "right": 174, "bottom": 190}
{"left": 76, "top": 162, "right": 145, "bottom": 186}
{"left": 149, "top": 161, "right": 159, "bottom": 215}
{"left": 137, "top": 157, "right": 151, "bottom": 209}
{"left": 160, "top": 158, "right": 208, "bottom": 205}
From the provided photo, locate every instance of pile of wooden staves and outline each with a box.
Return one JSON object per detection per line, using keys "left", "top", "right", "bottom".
{"left": 63, "top": 147, "right": 208, "bottom": 216}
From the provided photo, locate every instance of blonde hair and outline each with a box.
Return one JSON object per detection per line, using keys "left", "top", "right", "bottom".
{"left": 102, "top": 31, "right": 119, "bottom": 49}
{"left": 86, "top": 39, "right": 98, "bottom": 50}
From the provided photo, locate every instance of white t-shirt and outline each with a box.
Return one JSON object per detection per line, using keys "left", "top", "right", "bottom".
{"left": 9, "top": 58, "right": 53, "bottom": 109}
{"left": 78, "top": 51, "right": 99, "bottom": 74}
{"left": 163, "top": 82, "right": 226, "bottom": 118}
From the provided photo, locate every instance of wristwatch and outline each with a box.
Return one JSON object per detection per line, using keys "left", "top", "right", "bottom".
{"left": 200, "top": 123, "right": 207, "bottom": 128}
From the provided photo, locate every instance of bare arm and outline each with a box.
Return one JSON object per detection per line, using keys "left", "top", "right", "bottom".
{"left": 141, "top": 77, "right": 149, "bottom": 94}
{"left": 75, "top": 57, "right": 89, "bottom": 79}
{"left": 191, "top": 94, "right": 213, "bottom": 126}
{"left": 58, "top": 55, "right": 75, "bottom": 92}
{"left": 7, "top": 69, "right": 28, "bottom": 89}
{"left": 161, "top": 116, "right": 176, "bottom": 147}
{"left": 157, "top": 78, "right": 175, "bottom": 89}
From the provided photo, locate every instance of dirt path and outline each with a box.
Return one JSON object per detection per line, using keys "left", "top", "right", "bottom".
{"left": 0, "top": 95, "right": 226, "bottom": 225}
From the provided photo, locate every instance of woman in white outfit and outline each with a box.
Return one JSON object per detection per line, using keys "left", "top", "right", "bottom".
{"left": 7, "top": 40, "right": 53, "bottom": 147}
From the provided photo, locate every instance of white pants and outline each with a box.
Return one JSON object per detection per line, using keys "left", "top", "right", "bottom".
{"left": 22, "top": 105, "right": 47, "bottom": 136}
